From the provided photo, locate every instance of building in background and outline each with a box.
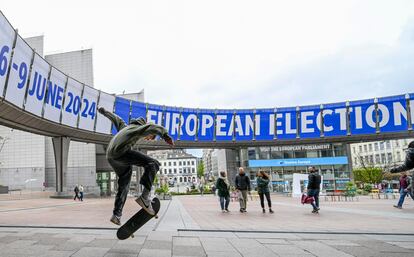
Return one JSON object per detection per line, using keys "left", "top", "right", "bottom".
{"left": 147, "top": 149, "right": 198, "bottom": 188}
{"left": 350, "top": 139, "right": 413, "bottom": 169}
{"left": 245, "top": 143, "right": 351, "bottom": 193}
{"left": 202, "top": 149, "right": 240, "bottom": 184}
{"left": 0, "top": 36, "right": 99, "bottom": 194}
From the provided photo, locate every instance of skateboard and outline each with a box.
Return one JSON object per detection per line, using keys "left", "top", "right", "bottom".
{"left": 116, "top": 197, "right": 160, "bottom": 240}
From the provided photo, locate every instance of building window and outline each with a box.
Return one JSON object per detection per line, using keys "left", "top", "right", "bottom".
{"left": 387, "top": 153, "right": 392, "bottom": 163}
{"left": 364, "top": 145, "right": 367, "bottom": 152}
{"left": 174, "top": 168, "right": 177, "bottom": 174}
{"left": 184, "top": 177, "right": 187, "bottom": 182}
{"left": 174, "top": 162, "right": 176, "bottom": 166}
{"left": 192, "top": 168, "right": 195, "bottom": 173}
{"left": 169, "top": 169, "right": 172, "bottom": 174}
{"left": 364, "top": 156, "right": 369, "bottom": 164}
{"left": 368, "top": 144, "right": 372, "bottom": 152}
{"left": 354, "top": 157, "right": 358, "bottom": 164}
{"left": 192, "top": 161, "right": 195, "bottom": 165}
{"left": 386, "top": 141, "right": 391, "bottom": 149}
{"left": 374, "top": 143, "right": 379, "bottom": 151}
{"left": 179, "top": 161, "right": 182, "bottom": 166}
{"left": 369, "top": 155, "right": 373, "bottom": 164}
{"left": 359, "top": 145, "right": 362, "bottom": 152}
{"left": 179, "top": 177, "right": 182, "bottom": 182}
{"left": 168, "top": 162, "right": 171, "bottom": 166}
{"left": 375, "top": 154, "right": 380, "bottom": 164}
{"left": 187, "top": 161, "right": 191, "bottom": 165}
{"left": 380, "top": 142, "right": 385, "bottom": 150}
{"left": 179, "top": 168, "right": 182, "bottom": 174}
{"left": 352, "top": 146, "right": 356, "bottom": 153}
{"left": 381, "top": 153, "right": 386, "bottom": 164}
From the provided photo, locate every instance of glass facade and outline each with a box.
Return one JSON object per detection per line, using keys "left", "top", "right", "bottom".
{"left": 247, "top": 143, "right": 351, "bottom": 193}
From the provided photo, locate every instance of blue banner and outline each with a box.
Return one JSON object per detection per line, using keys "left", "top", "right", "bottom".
{"left": 410, "top": 93, "right": 414, "bottom": 127}
{"left": 234, "top": 109, "right": 255, "bottom": 141}
{"left": 131, "top": 101, "right": 146, "bottom": 121}
{"left": 322, "top": 102, "right": 348, "bottom": 137}
{"left": 215, "top": 109, "right": 234, "bottom": 141}
{"left": 146, "top": 104, "right": 164, "bottom": 126}
{"left": 276, "top": 107, "right": 297, "bottom": 139}
{"left": 299, "top": 105, "right": 321, "bottom": 139}
{"left": 256, "top": 108, "right": 275, "bottom": 141}
{"left": 198, "top": 109, "right": 215, "bottom": 141}
{"left": 349, "top": 98, "right": 376, "bottom": 135}
{"left": 164, "top": 106, "right": 181, "bottom": 140}
{"left": 249, "top": 156, "right": 348, "bottom": 167}
{"left": 377, "top": 95, "right": 408, "bottom": 133}
{"left": 112, "top": 97, "right": 130, "bottom": 134}
{"left": 180, "top": 108, "right": 198, "bottom": 141}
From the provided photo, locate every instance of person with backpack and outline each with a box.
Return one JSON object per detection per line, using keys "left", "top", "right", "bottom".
{"left": 216, "top": 171, "right": 230, "bottom": 212}
{"left": 235, "top": 167, "right": 251, "bottom": 213}
{"left": 256, "top": 171, "right": 274, "bottom": 213}
{"left": 307, "top": 167, "right": 321, "bottom": 213}
{"left": 393, "top": 171, "right": 413, "bottom": 209}
{"left": 73, "top": 185, "right": 80, "bottom": 201}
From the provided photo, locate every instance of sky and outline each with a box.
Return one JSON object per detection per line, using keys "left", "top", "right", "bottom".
{"left": 2, "top": 1, "right": 414, "bottom": 157}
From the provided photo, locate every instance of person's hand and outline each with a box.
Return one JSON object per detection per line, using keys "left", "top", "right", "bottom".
{"left": 404, "top": 189, "right": 409, "bottom": 193}
{"left": 98, "top": 107, "right": 106, "bottom": 114}
{"left": 163, "top": 134, "right": 174, "bottom": 146}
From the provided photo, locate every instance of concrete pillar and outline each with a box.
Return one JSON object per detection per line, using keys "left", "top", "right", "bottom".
{"left": 52, "top": 137, "right": 70, "bottom": 194}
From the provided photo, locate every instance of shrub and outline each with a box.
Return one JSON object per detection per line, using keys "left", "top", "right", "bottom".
{"left": 364, "top": 184, "right": 373, "bottom": 193}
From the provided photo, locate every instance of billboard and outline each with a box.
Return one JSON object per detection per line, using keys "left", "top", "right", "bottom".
{"left": 0, "top": 10, "right": 413, "bottom": 140}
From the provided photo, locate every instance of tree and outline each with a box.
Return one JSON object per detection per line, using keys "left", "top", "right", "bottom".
{"left": 353, "top": 167, "right": 383, "bottom": 185}
{"left": 197, "top": 160, "right": 205, "bottom": 179}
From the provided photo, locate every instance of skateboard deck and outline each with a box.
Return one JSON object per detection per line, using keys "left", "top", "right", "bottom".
{"left": 117, "top": 197, "right": 160, "bottom": 240}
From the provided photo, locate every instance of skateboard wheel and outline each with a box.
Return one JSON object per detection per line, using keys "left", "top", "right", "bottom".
{"left": 155, "top": 215, "right": 159, "bottom": 219}
{"left": 131, "top": 234, "right": 135, "bottom": 238}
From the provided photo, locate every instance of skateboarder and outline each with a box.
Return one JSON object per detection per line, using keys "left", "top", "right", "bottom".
{"left": 98, "top": 107, "right": 174, "bottom": 226}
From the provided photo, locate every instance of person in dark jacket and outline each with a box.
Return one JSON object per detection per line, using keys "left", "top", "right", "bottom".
{"left": 393, "top": 171, "right": 413, "bottom": 209}
{"left": 390, "top": 140, "right": 414, "bottom": 197}
{"left": 256, "top": 171, "right": 274, "bottom": 213}
{"left": 235, "top": 167, "right": 251, "bottom": 212}
{"left": 99, "top": 107, "right": 174, "bottom": 225}
{"left": 307, "top": 166, "right": 321, "bottom": 213}
{"left": 73, "top": 185, "right": 80, "bottom": 201}
{"left": 216, "top": 171, "right": 230, "bottom": 212}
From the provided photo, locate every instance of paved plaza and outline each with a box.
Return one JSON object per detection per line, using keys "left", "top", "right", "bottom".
{"left": 0, "top": 194, "right": 413, "bottom": 256}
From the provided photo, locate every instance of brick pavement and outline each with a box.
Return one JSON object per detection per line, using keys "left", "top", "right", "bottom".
{"left": 0, "top": 194, "right": 413, "bottom": 256}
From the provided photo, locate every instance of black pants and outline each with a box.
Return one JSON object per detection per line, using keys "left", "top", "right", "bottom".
{"left": 74, "top": 192, "right": 80, "bottom": 200}
{"left": 308, "top": 189, "right": 320, "bottom": 210}
{"left": 108, "top": 149, "right": 160, "bottom": 217}
{"left": 259, "top": 192, "right": 272, "bottom": 208}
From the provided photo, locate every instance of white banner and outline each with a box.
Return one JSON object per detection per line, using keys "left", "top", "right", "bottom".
{"left": 4, "top": 36, "right": 33, "bottom": 108}
{"left": 0, "top": 12, "right": 15, "bottom": 97}
{"left": 95, "top": 91, "right": 115, "bottom": 134}
{"left": 24, "top": 54, "right": 50, "bottom": 116}
{"left": 78, "top": 85, "right": 99, "bottom": 131}
{"left": 43, "top": 67, "right": 67, "bottom": 123}
{"left": 61, "top": 78, "right": 83, "bottom": 127}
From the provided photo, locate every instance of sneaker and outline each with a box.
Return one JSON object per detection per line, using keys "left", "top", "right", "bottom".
{"left": 110, "top": 214, "right": 121, "bottom": 225}
{"left": 240, "top": 208, "right": 244, "bottom": 213}
{"left": 393, "top": 205, "right": 402, "bottom": 209}
{"left": 225, "top": 209, "right": 230, "bottom": 212}
{"left": 136, "top": 196, "right": 155, "bottom": 215}
{"left": 312, "top": 209, "right": 318, "bottom": 214}
{"left": 262, "top": 208, "right": 266, "bottom": 213}
{"left": 269, "top": 209, "right": 274, "bottom": 214}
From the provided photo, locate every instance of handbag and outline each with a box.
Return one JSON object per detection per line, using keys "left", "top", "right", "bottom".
{"left": 301, "top": 193, "right": 315, "bottom": 204}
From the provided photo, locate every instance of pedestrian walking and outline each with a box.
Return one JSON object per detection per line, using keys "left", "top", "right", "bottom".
{"left": 390, "top": 140, "right": 414, "bottom": 204}
{"left": 257, "top": 171, "right": 273, "bottom": 213}
{"left": 216, "top": 171, "right": 230, "bottom": 212}
{"left": 235, "top": 167, "right": 251, "bottom": 213}
{"left": 79, "top": 185, "right": 84, "bottom": 201}
{"left": 307, "top": 167, "right": 321, "bottom": 213}
{"left": 393, "top": 171, "right": 413, "bottom": 209}
{"left": 74, "top": 185, "right": 80, "bottom": 201}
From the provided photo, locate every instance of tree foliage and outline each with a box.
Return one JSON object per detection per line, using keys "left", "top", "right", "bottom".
{"left": 197, "top": 160, "right": 205, "bottom": 178}
{"left": 353, "top": 167, "right": 383, "bottom": 184}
